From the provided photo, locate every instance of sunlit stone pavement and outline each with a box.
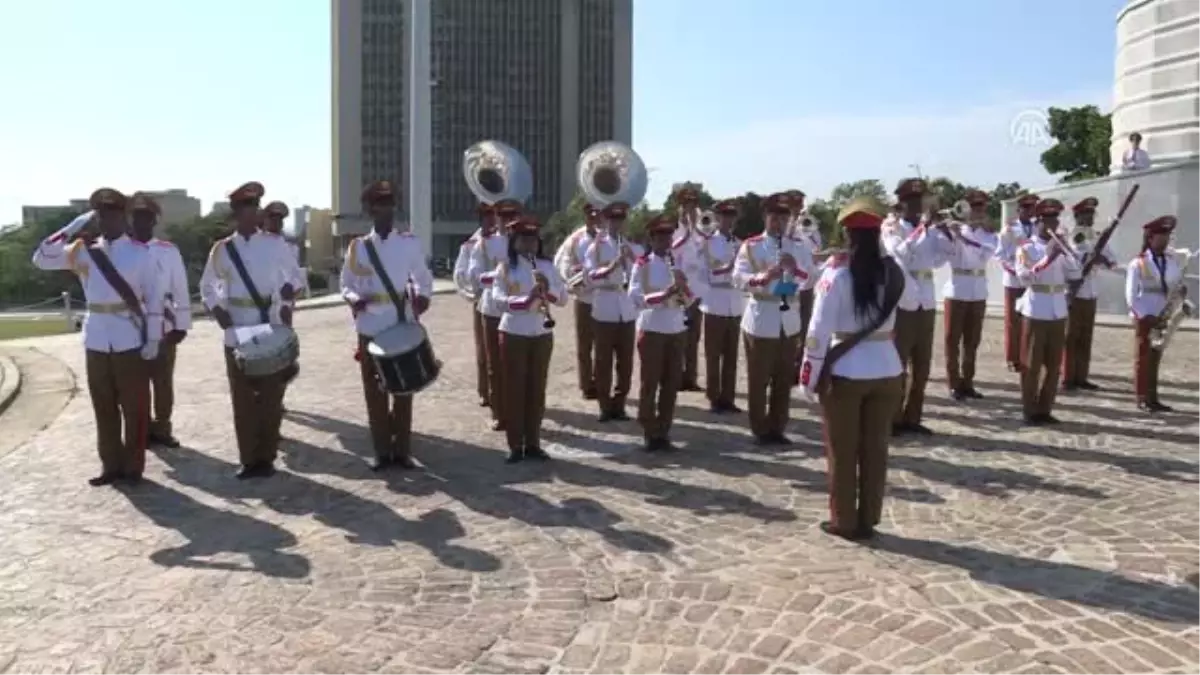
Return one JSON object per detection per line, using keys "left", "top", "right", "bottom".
{"left": 0, "top": 298, "right": 1196, "bottom": 674}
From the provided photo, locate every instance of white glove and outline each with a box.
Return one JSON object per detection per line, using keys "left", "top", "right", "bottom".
{"left": 141, "top": 340, "right": 160, "bottom": 361}
{"left": 65, "top": 210, "right": 96, "bottom": 236}
{"left": 797, "top": 358, "right": 820, "bottom": 402}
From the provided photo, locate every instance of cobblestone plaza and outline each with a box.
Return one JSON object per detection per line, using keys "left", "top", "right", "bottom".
{"left": 0, "top": 302, "right": 1196, "bottom": 673}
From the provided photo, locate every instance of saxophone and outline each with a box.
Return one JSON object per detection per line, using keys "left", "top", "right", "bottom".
{"left": 1149, "top": 250, "right": 1197, "bottom": 352}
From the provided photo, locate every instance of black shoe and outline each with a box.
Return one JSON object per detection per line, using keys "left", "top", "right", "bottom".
{"left": 658, "top": 438, "right": 676, "bottom": 452}
{"left": 768, "top": 432, "right": 791, "bottom": 445}
{"left": 583, "top": 389, "right": 598, "bottom": 401}
{"left": 856, "top": 524, "right": 876, "bottom": 539}
{"left": 524, "top": 445, "right": 550, "bottom": 460}
{"left": 754, "top": 434, "right": 775, "bottom": 446}
{"left": 1007, "top": 362, "right": 1022, "bottom": 373}
{"left": 966, "top": 388, "right": 984, "bottom": 399}
{"left": 1043, "top": 414, "right": 1062, "bottom": 425}
{"left": 681, "top": 383, "right": 702, "bottom": 392}
{"left": 236, "top": 463, "right": 271, "bottom": 479}
{"left": 598, "top": 411, "right": 615, "bottom": 423}
{"left": 1150, "top": 401, "right": 1174, "bottom": 413}
{"left": 156, "top": 433, "right": 181, "bottom": 449}
{"left": 1077, "top": 381, "right": 1101, "bottom": 391}
{"left": 709, "top": 402, "right": 724, "bottom": 413}
{"left": 392, "top": 454, "right": 417, "bottom": 469}
{"left": 611, "top": 408, "right": 630, "bottom": 421}
{"left": 1061, "top": 382, "right": 1078, "bottom": 393}
{"left": 490, "top": 420, "right": 505, "bottom": 432}
{"left": 119, "top": 472, "right": 143, "bottom": 485}
{"left": 505, "top": 449, "right": 524, "bottom": 464}
{"left": 891, "top": 423, "right": 910, "bottom": 437}
{"left": 819, "top": 521, "right": 859, "bottom": 541}
{"left": 950, "top": 389, "right": 968, "bottom": 401}
{"left": 478, "top": 397, "right": 490, "bottom": 407}
{"left": 1023, "top": 415, "right": 1045, "bottom": 426}
{"left": 724, "top": 401, "right": 743, "bottom": 413}
{"left": 88, "top": 473, "right": 120, "bottom": 487}
{"left": 908, "top": 423, "right": 933, "bottom": 435}
{"left": 643, "top": 438, "right": 659, "bottom": 452}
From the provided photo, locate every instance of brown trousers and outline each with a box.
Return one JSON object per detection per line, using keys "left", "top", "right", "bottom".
{"left": 1062, "top": 298, "right": 1097, "bottom": 385}
{"left": 943, "top": 299, "right": 986, "bottom": 391}
{"left": 1003, "top": 287, "right": 1025, "bottom": 366}
{"left": 798, "top": 288, "right": 815, "bottom": 346}
{"left": 682, "top": 301, "right": 702, "bottom": 385}
{"left": 501, "top": 333, "right": 553, "bottom": 451}
{"left": 472, "top": 309, "right": 488, "bottom": 402}
{"left": 86, "top": 349, "right": 150, "bottom": 476}
{"left": 1020, "top": 318, "right": 1066, "bottom": 417}
{"left": 1134, "top": 317, "right": 1164, "bottom": 403}
{"left": 483, "top": 315, "right": 505, "bottom": 422}
{"left": 892, "top": 308, "right": 936, "bottom": 425}
{"left": 357, "top": 334, "right": 413, "bottom": 460}
{"left": 148, "top": 340, "right": 178, "bottom": 437}
{"left": 223, "top": 348, "right": 287, "bottom": 467}
{"left": 820, "top": 376, "right": 903, "bottom": 531}
{"left": 637, "top": 330, "right": 685, "bottom": 440}
{"left": 594, "top": 320, "right": 636, "bottom": 412}
{"left": 573, "top": 300, "right": 595, "bottom": 394}
{"left": 743, "top": 332, "right": 799, "bottom": 436}
{"left": 703, "top": 313, "right": 740, "bottom": 404}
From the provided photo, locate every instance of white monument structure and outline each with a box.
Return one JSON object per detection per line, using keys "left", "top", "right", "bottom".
{"left": 962, "top": 0, "right": 1200, "bottom": 316}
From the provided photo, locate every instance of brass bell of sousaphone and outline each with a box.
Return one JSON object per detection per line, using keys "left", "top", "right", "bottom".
{"left": 575, "top": 140, "right": 649, "bottom": 212}
{"left": 463, "top": 140, "right": 534, "bottom": 209}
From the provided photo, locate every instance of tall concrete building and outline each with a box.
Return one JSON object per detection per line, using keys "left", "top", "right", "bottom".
{"left": 22, "top": 189, "right": 201, "bottom": 227}
{"left": 1110, "top": 0, "right": 1199, "bottom": 169}
{"left": 332, "top": 0, "right": 633, "bottom": 259}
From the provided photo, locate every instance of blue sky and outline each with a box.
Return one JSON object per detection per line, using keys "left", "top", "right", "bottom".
{"left": 0, "top": 0, "right": 1127, "bottom": 225}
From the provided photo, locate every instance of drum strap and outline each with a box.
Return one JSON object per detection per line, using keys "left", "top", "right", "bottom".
{"left": 364, "top": 240, "right": 408, "bottom": 319}
{"left": 224, "top": 240, "right": 271, "bottom": 324}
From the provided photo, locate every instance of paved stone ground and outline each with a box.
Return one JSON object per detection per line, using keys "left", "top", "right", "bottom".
{"left": 0, "top": 301, "right": 1197, "bottom": 674}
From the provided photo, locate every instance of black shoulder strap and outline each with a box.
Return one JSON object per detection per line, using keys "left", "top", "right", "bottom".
{"left": 84, "top": 244, "right": 148, "bottom": 346}
{"left": 815, "top": 258, "right": 905, "bottom": 390}
{"left": 363, "top": 238, "right": 409, "bottom": 319}
{"left": 223, "top": 238, "right": 271, "bottom": 324}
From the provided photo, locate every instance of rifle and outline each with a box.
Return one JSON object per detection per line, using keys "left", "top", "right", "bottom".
{"left": 1068, "top": 183, "right": 1139, "bottom": 300}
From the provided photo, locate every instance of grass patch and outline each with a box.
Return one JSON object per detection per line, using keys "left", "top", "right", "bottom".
{"left": 0, "top": 318, "right": 75, "bottom": 341}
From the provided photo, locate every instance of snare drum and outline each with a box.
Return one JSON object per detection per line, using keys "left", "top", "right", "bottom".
{"left": 367, "top": 322, "right": 442, "bottom": 396}
{"left": 233, "top": 324, "right": 300, "bottom": 378}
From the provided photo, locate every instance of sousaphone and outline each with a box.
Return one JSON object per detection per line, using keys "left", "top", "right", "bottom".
{"left": 463, "top": 140, "right": 533, "bottom": 207}
{"left": 575, "top": 140, "right": 648, "bottom": 210}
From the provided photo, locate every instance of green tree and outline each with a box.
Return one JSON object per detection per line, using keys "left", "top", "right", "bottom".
{"left": 160, "top": 214, "right": 232, "bottom": 287}
{"left": 660, "top": 181, "right": 715, "bottom": 213}
{"left": 821, "top": 180, "right": 890, "bottom": 245}
{"left": 1040, "top": 105, "right": 1112, "bottom": 183}
{"left": 733, "top": 192, "right": 763, "bottom": 240}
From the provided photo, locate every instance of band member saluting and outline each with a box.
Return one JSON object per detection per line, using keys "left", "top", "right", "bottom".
{"left": 454, "top": 203, "right": 497, "bottom": 407}
{"left": 200, "top": 182, "right": 300, "bottom": 478}
{"left": 671, "top": 186, "right": 706, "bottom": 391}
{"left": 1061, "top": 197, "right": 1116, "bottom": 392}
{"left": 941, "top": 189, "right": 997, "bottom": 401}
{"left": 491, "top": 215, "right": 565, "bottom": 462}
{"left": 996, "top": 193, "right": 1041, "bottom": 371}
{"left": 129, "top": 192, "right": 191, "bottom": 448}
{"left": 1126, "top": 215, "right": 1194, "bottom": 412}
{"left": 584, "top": 203, "right": 643, "bottom": 421}
{"left": 340, "top": 180, "right": 434, "bottom": 470}
{"left": 1014, "top": 198, "right": 1079, "bottom": 425}
{"left": 881, "top": 178, "right": 951, "bottom": 436}
{"left": 468, "top": 200, "right": 523, "bottom": 430}
{"left": 798, "top": 198, "right": 905, "bottom": 540}
{"left": 700, "top": 199, "right": 745, "bottom": 413}
{"left": 733, "top": 193, "right": 814, "bottom": 445}
{"left": 32, "top": 188, "right": 163, "bottom": 486}
{"left": 553, "top": 204, "right": 601, "bottom": 400}
{"left": 630, "top": 213, "right": 693, "bottom": 451}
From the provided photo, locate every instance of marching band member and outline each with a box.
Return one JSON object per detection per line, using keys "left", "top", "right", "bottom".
{"left": 261, "top": 200, "right": 304, "bottom": 410}
{"left": 32, "top": 189, "right": 163, "bottom": 486}
{"left": 200, "top": 182, "right": 299, "bottom": 479}
{"left": 797, "top": 198, "right": 904, "bottom": 540}
{"left": 700, "top": 199, "right": 745, "bottom": 413}
{"left": 491, "top": 216, "right": 566, "bottom": 462}
{"left": 467, "top": 200, "right": 522, "bottom": 430}
{"left": 129, "top": 192, "right": 191, "bottom": 449}
{"left": 996, "top": 193, "right": 1041, "bottom": 371}
{"left": 630, "top": 214, "right": 692, "bottom": 451}
{"left": 671, "top": 186, "right": 706, "bottom": 391}
{"left": 553, "top": 204, "right": 601, "bottom": 400}
{"left": 1061, "top": 197, "right": 1115, "bottom": 392}
{"left": 1014, "top": 199, "right": 1079, "bottom": 425}
{"left": 881, "top": 178, "right": 951, "bottom": 436}
{"left": 941, "top": 189, "right": 998, "bottom": 401}
{"left": 1126, "top": 216, "right": 1191, "bottom": 413}
{"left": 340, "top": 180, "right": 434, "bottom": 470}
{"left": 733, "top": 193, "right": 814, "bottom": 445}
{"left": 454, "top": 204, "right": 498, "bottom": 407}
{"left": 584, "top": 202, "right": 643, "bottom": 422}
{"left": 786, "top": 189, "right": 821, "bottom": 344}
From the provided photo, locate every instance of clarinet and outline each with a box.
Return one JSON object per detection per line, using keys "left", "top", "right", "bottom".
{"left": 776, "top": 233, "right": 791, "bottom": 312}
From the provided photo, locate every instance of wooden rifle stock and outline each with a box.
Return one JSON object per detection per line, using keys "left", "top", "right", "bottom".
{"left": 1068, "top": 184, "right": 1140, "bottom": 300}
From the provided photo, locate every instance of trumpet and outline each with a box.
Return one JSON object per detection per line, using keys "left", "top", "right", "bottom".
{"left": 665, "top": 250, "right": 693, "bottom": 328}
{"left": 772, "top": 232, "right": 792, "bottom": 312}
{"left": 531, "top": 259, "right": 556, "bottom": 329}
